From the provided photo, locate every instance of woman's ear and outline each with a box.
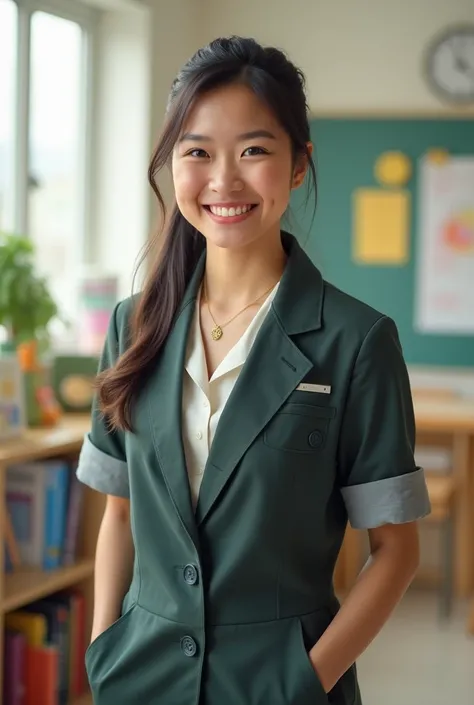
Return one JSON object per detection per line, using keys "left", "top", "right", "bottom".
{"left": 291, "top": 142, "right": 313, "bottom": 190}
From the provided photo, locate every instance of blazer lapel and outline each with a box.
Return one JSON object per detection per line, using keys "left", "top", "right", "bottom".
{"left": 195, "top": 232, "right": 325, "bottom": 526}
{"left": 146, "top": 252, "right": 205, "bottom": 547}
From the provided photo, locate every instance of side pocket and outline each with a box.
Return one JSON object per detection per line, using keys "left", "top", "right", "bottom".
{"left": 294, "top": 617, "right": 329, "bottom": 705}
{"left": 85, "top": 602, "right": 137, "bottom": 670}
{"left": 297, "top": 608, "right": 359, "bottom": 705}
{"left": 328, "top": 662, "right": 358, "bottom": 705}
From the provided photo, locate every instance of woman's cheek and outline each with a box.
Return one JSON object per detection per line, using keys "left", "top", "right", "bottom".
{"left": 174, "top": 167, "right": 205, "bottom": 202}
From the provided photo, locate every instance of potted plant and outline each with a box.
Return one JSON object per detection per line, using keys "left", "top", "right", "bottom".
{"left": 0, "top": 232, "right": 62, "bottom": 426}
{"left": 0, "top": 231, "right": 59, "bottom": 358}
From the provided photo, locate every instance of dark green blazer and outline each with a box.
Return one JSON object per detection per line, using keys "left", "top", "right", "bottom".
{"left": 77, "top": 232, "right": 430, "bottom": 705}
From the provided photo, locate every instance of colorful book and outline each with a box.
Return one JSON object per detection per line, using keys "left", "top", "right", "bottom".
{"left": 68, "top": 595, "right": 78, "bottom": 700}
{"left": 6, "top": 466, "right": 45, "bottom": 566}
{"left": 4, "top": 509, "right": 22, "bottom": 569}
{"left": 25, "top": 644, "right": 59, "bottom": 705}
{"left": 5, "top": 611, "right": 47, "bottom": 647}
{"left": 63, "top": 470, "right": 84, "bottom": 566}
{"left": 43, "top": 462, "right": 70, "bottom": 570}
{"left": 6, "top": 460, "right": 70, "bottom": 570}
{"left": 24, "top": 599, "right": 70, "bottom": 705}
{"left": 3, "top": 630, "right": 27, "bottom": 705}
{"left": 69, "top": 589, "right": 87, "bottom": 697}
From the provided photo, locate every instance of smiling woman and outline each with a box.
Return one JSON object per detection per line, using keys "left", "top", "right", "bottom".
{"left": 76, "top": 35, "right": 430, "bottom": 705}
{"left": 172, "top": 83, "right": 308, "bottom": 247}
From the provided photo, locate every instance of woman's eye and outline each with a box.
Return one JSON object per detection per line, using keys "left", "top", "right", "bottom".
{"left": 186, "top": 149, "right": 209, "bottom": 158}
{"left": 242, "top": 146, "right": 268, "bottom": 157}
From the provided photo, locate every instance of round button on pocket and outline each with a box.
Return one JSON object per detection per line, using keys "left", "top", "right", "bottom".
{"left": 308, "top": 430, "right": 324, "bottom": 448}
{"left": 183, "top": 564, "right": 198, "bottom": 585}
{"left": 181, "top": 635, "right": 197, "bottom": 657}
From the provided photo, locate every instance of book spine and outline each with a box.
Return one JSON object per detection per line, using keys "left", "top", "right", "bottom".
{"left": 6, "top": 465, "right": 45, "bottom": 567}
{"left": 71, "top": 591, "right": 87, "bottom": 697}
{"left": 63, "top": 470, "right": 84, "bottom": 566}
{"left": 56, "top": 605, "right": 70, "bottom": 705}
{"left": 4, "top": 630, "right": 27, "bottom": 705}
{"left": 43, "top": 464, "right": 69, "bottom": 571}
{"left": 4, "top": 509, "right": 22, "bottom": 569}
{"left": 25, "top": 645, "right": 59, "bottom": 705}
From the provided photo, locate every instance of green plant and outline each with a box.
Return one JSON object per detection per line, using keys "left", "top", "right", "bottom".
{"left": 0, "top": 231, "right": 60, "bottom": 349}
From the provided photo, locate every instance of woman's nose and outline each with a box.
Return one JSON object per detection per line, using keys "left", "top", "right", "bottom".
{"left": 209, "top": 159, "right": 244, "bottom": 193}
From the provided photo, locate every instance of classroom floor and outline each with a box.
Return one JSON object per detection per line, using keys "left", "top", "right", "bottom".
{"left": 356, "top": 588, "right": 474, "bottom": 705}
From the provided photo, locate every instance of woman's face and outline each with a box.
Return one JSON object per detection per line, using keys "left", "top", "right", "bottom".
{"left": 172, "top": 82, "right": 310, "bottom": 251}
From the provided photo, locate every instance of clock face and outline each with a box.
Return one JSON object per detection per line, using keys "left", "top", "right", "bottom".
{"left": 425, "top": 25, "right": 474, "bottom": 104}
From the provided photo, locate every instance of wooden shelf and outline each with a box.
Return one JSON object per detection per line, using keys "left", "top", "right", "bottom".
{"left": 0, "top": 414, "right": 98, "bottom": 698}
{"left": 0, "top": 414, "right": 91, "bottom": 465}
{"left": 2, "top": 558, "right": 94, "bottom": 613}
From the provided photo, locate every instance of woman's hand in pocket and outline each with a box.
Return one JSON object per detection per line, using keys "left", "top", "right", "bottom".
{"left": 90, "top": 615, "right": 119, "bottom": 646}
{"left": 308, "top": 649, "right": 330, "bottom": 694}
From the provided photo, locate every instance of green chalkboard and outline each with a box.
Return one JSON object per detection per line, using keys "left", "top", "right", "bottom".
{"left": 292, "top": 117, "right": 474, "bottom": 367}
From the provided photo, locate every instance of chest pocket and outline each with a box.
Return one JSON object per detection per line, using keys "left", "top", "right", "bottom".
{"left": 264, "top": 403, "right": 336, "bottom": 454}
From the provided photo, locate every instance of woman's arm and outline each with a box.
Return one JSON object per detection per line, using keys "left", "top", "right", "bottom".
{"left": 90, "top": 495, "right": 135, "bottom": 643}
{"left": 309, "top": 521, "right": 420, "bottom": 693}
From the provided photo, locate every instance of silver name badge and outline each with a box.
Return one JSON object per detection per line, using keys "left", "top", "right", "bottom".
{"left": 296, "top": 383, "right": 331, "bottom": 394}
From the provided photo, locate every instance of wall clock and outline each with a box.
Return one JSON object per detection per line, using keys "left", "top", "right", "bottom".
{"left": 424, "top": 25, "right": 474, "bottom": 105}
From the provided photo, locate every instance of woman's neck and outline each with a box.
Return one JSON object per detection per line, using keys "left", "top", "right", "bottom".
{"left": 203, "top": 232, "right": 287, "bottom": 313}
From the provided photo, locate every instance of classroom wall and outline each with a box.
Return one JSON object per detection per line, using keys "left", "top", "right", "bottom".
{"left": 91, "top": 0, "right": 200, "bottom": 297}
{"left": 93, "top": 5, "right": 151, "bottom": 298}
{"left": 199, "top": 0, "right": 474, "bottom": 375}
{"left": 296, "top": 117, "right": 474, "bottom": 368}
{"left": 200, "top": 0, "right": 474, "bottom": 112}
{"left": 148, "top": 0, "right": 202, "bottom": 213}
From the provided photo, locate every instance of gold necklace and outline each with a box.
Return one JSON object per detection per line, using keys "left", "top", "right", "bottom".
{"left": 203, "top": 279, "right": 277, "bottom": 341}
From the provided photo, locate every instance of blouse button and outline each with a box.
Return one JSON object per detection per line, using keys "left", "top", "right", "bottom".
{"left": 195, "top": 431, "right": 203, "bottom": 440}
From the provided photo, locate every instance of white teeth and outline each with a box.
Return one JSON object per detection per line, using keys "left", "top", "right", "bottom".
{"left": 209, "top": 205, "right": 253, "bottom": 217}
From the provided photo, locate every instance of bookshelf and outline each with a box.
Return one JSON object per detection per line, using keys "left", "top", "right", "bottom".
{"left": 2, "top": 558, "right": 95, "bottom": 613}
{"left": 0, "top": 414, "right": 101, "bottom": 705}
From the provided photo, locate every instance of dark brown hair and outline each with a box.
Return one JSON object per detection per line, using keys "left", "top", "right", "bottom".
{"left": 98, "top": 36, "right": 317, "bottom": 431}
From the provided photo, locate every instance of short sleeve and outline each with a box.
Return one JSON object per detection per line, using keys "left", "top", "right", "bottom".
{"left": 337, "top": 316, "right": 430, "bottom": 529}
{"left": 76, "top": 303, "right": 130, "bottom": 498}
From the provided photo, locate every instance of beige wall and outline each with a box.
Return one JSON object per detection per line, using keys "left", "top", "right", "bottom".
{"left": 147, "top": 0, "right": 202, "bottom": 225}
{"left": 200, "top": 0, "right": 474, "bottom": 111}
{"left": 91, "top": 0, "right": 201, "bottom": 294}
{"left": 94, "top": 0, "right": 473, "bottom": 291}
{"left": 92, "top": 4, "right": 152, "bottom": 297}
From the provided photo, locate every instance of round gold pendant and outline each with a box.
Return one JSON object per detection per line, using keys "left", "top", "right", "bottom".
{"left": 211, "top": 325, "right": 223, "bottom": 341}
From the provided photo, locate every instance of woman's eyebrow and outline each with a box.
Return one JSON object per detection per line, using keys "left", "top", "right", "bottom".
{"left": 179, "top": 129, "right": 276, "bottom": 143}
{"left": 238, "top": 130, "right": 276, "bottom": 140}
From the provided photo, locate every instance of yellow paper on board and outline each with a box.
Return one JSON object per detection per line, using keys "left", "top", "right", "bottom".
{"left": 353, "top": 189, "right": 410, "bottom": 264}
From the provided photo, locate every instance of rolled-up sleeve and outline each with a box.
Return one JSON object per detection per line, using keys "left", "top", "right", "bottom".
{"left": 77, "top": 433, "right": 129, "bottom": 498}
{"left": 76, "top": 302, "right": 130, "bottom": 498}
{"left": 337, "top": 316, "right": 431, "bottom": 529}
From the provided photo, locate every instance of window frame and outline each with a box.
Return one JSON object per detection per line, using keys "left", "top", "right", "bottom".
{"left": 9, "top": 0, "right": 98, "bottom": 264}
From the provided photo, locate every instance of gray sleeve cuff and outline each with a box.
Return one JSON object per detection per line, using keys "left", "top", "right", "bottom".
{"left": 77, "top": 434, "right": 130, "bottom": 498}
{"left": 341, "top": 467, "right": 431, "bottom": 529}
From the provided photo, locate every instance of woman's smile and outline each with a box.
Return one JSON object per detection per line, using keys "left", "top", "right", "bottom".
{"left": 203, "top": 203, "right": 259, "bottom": 224}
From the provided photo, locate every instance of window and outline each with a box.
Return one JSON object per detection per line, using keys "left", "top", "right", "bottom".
{"left": 0, "top": 0, "right": 96, "bottom": 327}
{"left": 0, "top": 0, "right": 17, "bottom": 232}
{"left": 29, "top": 11, "right": 84, "bottom": 316}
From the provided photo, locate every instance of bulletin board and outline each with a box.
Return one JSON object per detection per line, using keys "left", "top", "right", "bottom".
{"left": 292, "top": 116, "right": 474, "bottom": 367}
